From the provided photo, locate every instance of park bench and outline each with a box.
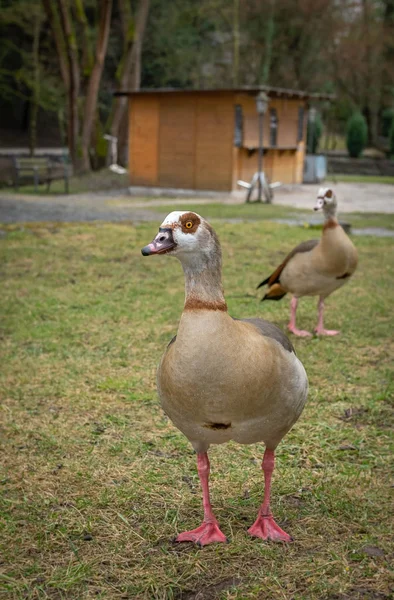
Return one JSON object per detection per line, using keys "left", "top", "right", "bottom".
{"left": 13, "top": 156, "right": 70, "bottom": 193}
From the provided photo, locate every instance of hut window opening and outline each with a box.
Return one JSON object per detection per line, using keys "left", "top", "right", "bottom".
{"left": 298, "top": 107, "right": 305, "bottom": 142}
{"left": 234, "top": 104, "right": 243, "bottom": 147}
{"left": 269, "top": 108, "right": 278, "bottom": 147}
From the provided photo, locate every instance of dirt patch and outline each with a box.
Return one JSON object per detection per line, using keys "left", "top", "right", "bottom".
{"left": 327, "top": 588, "right": 392, "bottom": 600}
{"left": 178, "top": 578, "right": 243, "bottom": 600}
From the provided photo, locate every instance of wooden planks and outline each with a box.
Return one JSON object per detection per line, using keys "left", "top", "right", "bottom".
{"left": 127, "top": 91, "right": 308, "bottom": 190}
{"left": 235, "top": 94, "right": 306, "bottom": 150}
{"left": 158, "top": 96, "right": 196, "bottom": 188}
{"left": 237, "top": 94, "right": 271, "bottom": 149}
{"left": 294, "top": 141, "right": 306, "bottom": 184}
{"left": 157, "top": 92, "right": 233, "bottom": 190}
{"left": 194, "top": 95, "right": 233, "bottom": 190}
{"left": 129, "top": 96, "right": 159, "bottom": 186}
{"left": 276, "top": 98, "right": 299, "bottom": 148}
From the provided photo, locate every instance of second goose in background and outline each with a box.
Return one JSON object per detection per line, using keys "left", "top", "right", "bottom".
{"left": 257, "top": 188, "right": 358, "bottom": 337}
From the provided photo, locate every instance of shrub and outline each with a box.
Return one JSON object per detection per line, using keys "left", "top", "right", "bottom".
{"left": 389, "top": 120, "right": 394, "bottom": 159}
{"left": 307, "top": 112, "right": 323, "bottom": 154}
{"left": 381, "top": 107, "right": 394, "bottom": 137}
{"left": 346, "top": 112, "right": 368, "bottom": 158}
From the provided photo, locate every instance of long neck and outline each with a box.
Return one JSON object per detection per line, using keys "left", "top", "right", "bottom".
{"left": 323, "top": 203, "right": 338, "bottom": 224}
{"left": 181, "top": 251, "right": 227, "bottom": 312}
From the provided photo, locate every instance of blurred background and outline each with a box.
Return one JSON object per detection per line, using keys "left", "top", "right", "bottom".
{"left": 0, "top": 0, "right": 393, "bottom": 183}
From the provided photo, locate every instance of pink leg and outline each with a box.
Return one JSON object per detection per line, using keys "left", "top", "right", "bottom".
{"left": 175, "top": 453, "right": 228, "bottom": 546}
{"left": 248, "top": 449, "right": 292, "bottom": 542}
{"left": 314, "top": 297, "right": 339, "bottom": 336}
{"left": 287, "top": 297, "right": 312, "bottom": 337}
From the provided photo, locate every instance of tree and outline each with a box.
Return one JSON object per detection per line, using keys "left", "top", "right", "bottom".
{"left": 42, "top": 0, "right": 113, "bottom": 172}
{"left": 30, "top": 11, "right": 42, "bottom": 156}
{"left": 346, "top": 112, "right": 368, "bottom": 158}
{"left": 307, "top": 112, "right": 323, "bottom": 154}
{"left": 0, "top": 0, "right": 62, "bottom": 154}
{"left": 80, "top": 0, "right": 113, "bottom": 171}
{"left": 326, "top": 0, "right": 393, "bottom": 145}
{"left": 109, "top": 0, "right": 151, "bottom": 166}
{"left": 3, "top": 0, "right": 394, "bottom": 168}
{"left": 389, "top": 120, "right": 394, "bottom": 158}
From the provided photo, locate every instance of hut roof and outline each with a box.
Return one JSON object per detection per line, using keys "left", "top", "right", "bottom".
{"left": 114, "top": 86, "right": 334, "bottom": 101}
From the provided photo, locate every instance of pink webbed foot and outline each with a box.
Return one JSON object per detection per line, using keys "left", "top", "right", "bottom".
{"left": 175, "top": 520, "right": 228, "bottom": 546}
{"left": 248, "top": 514, "right": 292, "bottom": 543}
{"left": 288, "top": 325, "right": 312, "bottom": 338}
{"left": 314, "top": 327, "right": 340, "bottom": 336}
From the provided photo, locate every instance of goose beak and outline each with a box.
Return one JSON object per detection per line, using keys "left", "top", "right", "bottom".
{"left": 141, "top": 228, "right": 177, "bottom": 256}
{"left": 314, "top": 197, "right": 324, "bottom": 211}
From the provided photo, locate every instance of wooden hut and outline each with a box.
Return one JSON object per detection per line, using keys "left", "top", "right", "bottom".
{"left": 115, "top": 87, "right": 329, "bottom": 192}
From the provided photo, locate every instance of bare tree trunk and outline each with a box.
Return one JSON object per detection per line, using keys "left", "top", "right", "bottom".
{"left": 118, "top": 0, "right": 132, "bottom": 53}
{"left": 260, "top": 0, "right": 275, "bottom": 85}
{"left": 42, "top": 0, "right": 69, "bottom": 89}
{"left": 233, "top": 0, "right": 240, "bottom": 86}
{"left": 29, "top": 14, "right": 41, "bottom": 157}
{"left": 74, "top": 0, "right": 94, "bottom": 74}
{"left": 109, "top": 0, "right": 150, "bottom": 165}
{"left": 383, "top": 0, "right": 394, "bottom": 105}
{"left": 58, "top": 0, "right": 80, "bottom": 169}
{"left": 361, "top": 0, "right": 382, "bottom": 146}
{"left": 80, "top": 0, "right": 113, "bottom": 172}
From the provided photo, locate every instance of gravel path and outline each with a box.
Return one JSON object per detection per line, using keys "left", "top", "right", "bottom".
{"left": 0, "top": 191, "right": 164, "bottom": 224}
{"left": 0, "top": 182, "right": 393, "bottom": 224}
{"left": 272, "top": 182, "right": 394, "bottom": 213}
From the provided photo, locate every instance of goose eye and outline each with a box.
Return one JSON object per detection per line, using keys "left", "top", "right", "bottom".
{"left": 185, "top": 221, "right": 193, "bottom": 229}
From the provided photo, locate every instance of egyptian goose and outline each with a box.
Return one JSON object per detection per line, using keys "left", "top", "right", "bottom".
{"left": 257, "top": 188, "right": 358, "bottom": 337}
{"left": 141, "top": 211, "right": 308, "bottom": 546}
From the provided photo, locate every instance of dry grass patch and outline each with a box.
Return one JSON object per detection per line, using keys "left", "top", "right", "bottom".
{"left": 0, "top": 220, "right": 393, "bottom": 599}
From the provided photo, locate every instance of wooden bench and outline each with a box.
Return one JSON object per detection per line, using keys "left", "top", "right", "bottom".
{"left": 13, "top": 156, "right": 70, "bottom": 193}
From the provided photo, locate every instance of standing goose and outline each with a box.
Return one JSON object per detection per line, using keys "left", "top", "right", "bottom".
{"left": 257, "top": 188, "right": 358, "bottom": 337}
{"left": 141, "top": 211, "right": 308, "bottom": 546}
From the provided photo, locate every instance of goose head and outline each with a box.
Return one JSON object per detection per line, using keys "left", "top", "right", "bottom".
{"left": 141, "top": 211, "right": 220, "bottom": 270}
{"left": 314, "top": 188, "right": 337, "bottom": 218}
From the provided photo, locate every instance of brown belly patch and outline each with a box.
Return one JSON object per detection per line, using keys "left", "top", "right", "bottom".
{"left": 203, "top": 422, "right": 231, "bottom": 430}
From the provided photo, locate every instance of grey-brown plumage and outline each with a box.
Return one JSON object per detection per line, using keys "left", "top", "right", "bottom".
{"left": 234, "top": 318, "right": 295, "bottom": 353}
{"left": 257, "top": 240, "right": 319, "bottom": 297}
{"left": 256, "top": 188, "right": 358, "bottom": 337}
{"left": 142, "top": 210, "right": 308, "bottom": 545}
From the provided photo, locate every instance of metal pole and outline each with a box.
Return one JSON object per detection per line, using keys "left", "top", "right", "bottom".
{"left": 257, "top": 110, "right": 264, "bottom": 202}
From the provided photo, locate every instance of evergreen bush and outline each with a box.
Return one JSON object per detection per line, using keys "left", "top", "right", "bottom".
{"left": 389, "top": 120, "right": 394, "bottom": 159}
{"left": 346, "top": 112, "right": 368, "bottom": 158}
{"left": 307, "top": 113, "right": 323, "bottom": 154}
{"left": 381, "top": 107, "right": 394, "bottom": 137}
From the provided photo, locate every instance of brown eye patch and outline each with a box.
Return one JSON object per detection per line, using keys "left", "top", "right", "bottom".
{"left": 180, "top": 212, "right": 201, "bottom": 234}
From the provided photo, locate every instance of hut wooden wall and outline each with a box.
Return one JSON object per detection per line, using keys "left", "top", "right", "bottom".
{"left": 128, "top": 92, "right": 234, "bottom": 190}
{"left": 195, "top": 94, "right": 234, "bottom": 190}
{"left": 128, "top": 91, "right": 308, "bottom": 190}
{"left": 158, "top": 96, "right": 196, "bottom": 188}
{"left": 128, "top": 96, "right": 159, "bottom": 186}
{"left": 234, "top": 94, "right": 307, "bottom": 186}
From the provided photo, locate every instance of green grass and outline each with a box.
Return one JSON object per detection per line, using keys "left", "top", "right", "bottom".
{"left": 6, "top": 169, "right": 130, "bottom": 195}
{"left": 0, "top": 220, "right": 393, "bottom": 599}
{"left": 328, "top": 174, "right": 394, "bottom": 185}
{"left": 139, "top": 202, "right": 394, "bottom": 231}
{"left": 6, "top": 166, "right": 394, "bottom": 198}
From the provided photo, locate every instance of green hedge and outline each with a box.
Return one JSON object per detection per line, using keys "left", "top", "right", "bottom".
{"left": 346, "top": 112, "right": 368, "bottom": 158}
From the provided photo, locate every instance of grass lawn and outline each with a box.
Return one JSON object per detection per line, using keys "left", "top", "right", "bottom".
{"left": 0, "top": 219, "right": 393, "bottom": 599}
{"left": 6, "top": 169, "right": 130, "bottom": 195}
{"left": 137, "top": 202, "right": 394, "bottom": 231}
{"left": 4, "top": 166, "right": 394, "bottom": 197}
{"left": 326, "top": 174, "right": 394, "bottom": 186}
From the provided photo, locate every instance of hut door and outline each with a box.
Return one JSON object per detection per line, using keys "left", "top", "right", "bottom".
{"left": 158, "top": 97, "right": 196, "bottom": 189}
